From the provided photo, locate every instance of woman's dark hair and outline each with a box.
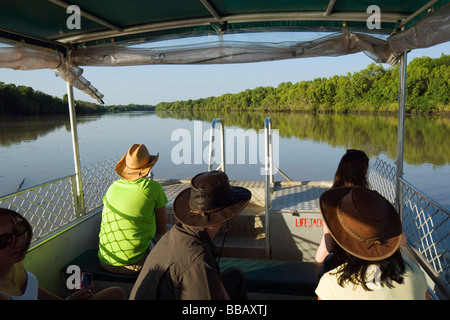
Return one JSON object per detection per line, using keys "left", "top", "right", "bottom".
{"left": 332, "top": 149, "right": 370, "bottom": 188}
{"left": 0, "top": 208, "right": 33, "bottom": 255}
{"left": 330, "top": 243, "right": 407, "bottom": 291}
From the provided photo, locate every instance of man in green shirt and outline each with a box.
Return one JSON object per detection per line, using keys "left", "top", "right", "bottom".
{"left": 98, "top": 144, "right": 168, "bottom": 275}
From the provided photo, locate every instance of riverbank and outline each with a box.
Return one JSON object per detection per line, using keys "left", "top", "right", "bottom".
{"left": 1, "top": 55, "right": 448, "bottom": 116}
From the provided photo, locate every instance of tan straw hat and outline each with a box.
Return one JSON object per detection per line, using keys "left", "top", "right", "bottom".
{"left": 173, "top": 171, "right": 252, "bottom": 228}
{"left": 319, "top": 187, "right": 402, "bottom": 261}
{"left": 115, "top": 144, "right": 159, "bottom": 181}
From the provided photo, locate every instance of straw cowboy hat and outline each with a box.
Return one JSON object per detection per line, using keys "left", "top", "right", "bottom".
{"left": 173, "top": 171, "right": 252, "bottom": 228}
{"left": 115, "top": 144, "right": 159, "bottom": 181}
{"left": 319, "top": 187, "right": 402, "bottom": 261}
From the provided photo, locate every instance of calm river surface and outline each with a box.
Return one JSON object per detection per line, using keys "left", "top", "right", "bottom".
{"left": 0, "top": 111, "right": 449, "bottom": 209}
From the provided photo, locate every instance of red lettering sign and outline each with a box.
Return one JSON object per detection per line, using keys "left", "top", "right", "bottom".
{"left": 295, "top": 218, "right": 322, "bottom": 227}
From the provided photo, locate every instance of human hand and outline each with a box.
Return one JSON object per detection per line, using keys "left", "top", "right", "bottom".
{"left": 68, "top": 286, "right": 95, "bottom": 300}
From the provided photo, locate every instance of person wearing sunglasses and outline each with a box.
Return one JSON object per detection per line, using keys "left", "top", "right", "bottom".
{"left": 0, "top": 208, "right": 126, "bottom": 300}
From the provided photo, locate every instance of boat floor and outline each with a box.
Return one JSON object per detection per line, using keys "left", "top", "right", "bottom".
{"left": 157, "top": 179, "right": 331, "bottom": 262}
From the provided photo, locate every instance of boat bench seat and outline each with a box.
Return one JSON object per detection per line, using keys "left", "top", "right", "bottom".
{"left": 64, "top": 249, "right": 138, "bottom": 284}
{"left": 65, "top": 249, "right": 321, "bottom": 297}
{"left": 218, "top": 257, "right": 321, "bottom": 297}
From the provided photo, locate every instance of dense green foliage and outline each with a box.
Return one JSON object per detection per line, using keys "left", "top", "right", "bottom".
{"left": 0, "top": 86, "right": 154, "bottom": 115}
{"left": 0, "top": 54, "right": 448, "bottom": 115}
{"left": 155, "top": 54, "right": 449, "bottom": 113}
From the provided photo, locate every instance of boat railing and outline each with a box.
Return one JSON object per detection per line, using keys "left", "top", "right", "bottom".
{"left": 0, "top": 157, "right": 120, "bottom": 245}
{"left": 264, "top": 117, "right": 274, "bottom": 259}
{"left": 0, "top": 174, "right": 80, "bottom": 244}
{"left": 208, "top": 118, "right": 226, "bottom": 173}
{"left": 369, "top": 158, "right": 450, "bottom": 299}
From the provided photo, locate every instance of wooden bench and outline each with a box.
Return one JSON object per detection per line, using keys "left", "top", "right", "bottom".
{"left": 65, "top": 249, "right": 320, "bottom": 297}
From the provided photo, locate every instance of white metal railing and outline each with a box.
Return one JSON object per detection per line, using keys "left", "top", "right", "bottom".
{"left": 369, "top": 158, "right": 450, "bottom": 299}
{"left": 264, "top": 117, "right": 274, "bottom": 260}
{"left": 399, "top": 177, "right": 449, "bottom": 298}
{"left": 208, "top": 118, "right": 226, "bottom": 173}
{"left": 0, "top": 158, "right": 120, "bottom": 244}
{"left": 0, "top": 175, "right": 78, "bottom": 243}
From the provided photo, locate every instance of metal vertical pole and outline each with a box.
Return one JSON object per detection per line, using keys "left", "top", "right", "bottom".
{"left": 67, "top": 82, "right": 85, "bottom": 216}
{"left": 208, "top": 118, "right": 226, "bottom": 172}
{"left": 264, "top": 117, "right": 272, "bottom": 259}
{"left": 395, "top": 52, "right": 407, "bottom": 215}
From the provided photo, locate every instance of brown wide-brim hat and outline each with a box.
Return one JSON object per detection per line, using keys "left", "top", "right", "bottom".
{"left": 319, "top": 187, "right": 402, "bottom": 261}
{"left": 173, "top": 171, "right": 252, "bottom": 228}
{"left": 115, "top": 144, "right": 159, "bottom": 181}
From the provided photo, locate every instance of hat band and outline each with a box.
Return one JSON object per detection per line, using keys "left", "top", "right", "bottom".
{"left": 336, "top": 201, "right": 385, "bottom": 247}
{"left": 126, "top": 158, "right": 153, "bottom": 171}
{"left": 189, "top": 201, "right": 232, "bottom": 221}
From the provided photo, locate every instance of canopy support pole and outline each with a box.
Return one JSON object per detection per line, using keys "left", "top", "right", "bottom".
{"left": 67, "top": 82, "right": 85, "bottom": 217}
{"left": 395, "top": 51, "right": 407, "bottom": 215}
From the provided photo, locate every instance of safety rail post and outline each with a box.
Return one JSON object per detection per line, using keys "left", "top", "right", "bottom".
{"left": 395, "top": 51, "right": 407, "bottom": 216}
{"left": 67, "top": 82, "right": 85, "bottom": 217}
{"left": 208, "top": 118, "right": 226, "bottom": 173}
{"left": 264, "top": 117, "right": 273, "bottom": 259}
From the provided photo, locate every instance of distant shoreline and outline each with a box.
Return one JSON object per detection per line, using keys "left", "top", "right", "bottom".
{"left": 1, "top": 55, "right": 448, "bottom": 116}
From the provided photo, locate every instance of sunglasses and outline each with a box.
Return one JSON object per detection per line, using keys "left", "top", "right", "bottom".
{"left": 0, "top": 219, "right": 28, "bottom": 250}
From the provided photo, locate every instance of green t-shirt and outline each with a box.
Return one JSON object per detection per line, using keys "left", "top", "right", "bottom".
{"left": 98, "top": 178, "right": 168, "bottom": 266}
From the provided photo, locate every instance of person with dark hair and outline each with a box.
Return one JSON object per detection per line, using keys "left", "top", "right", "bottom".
{"left": 130, "top": 171, "right": 251, "bottom": 300}
{"left": 315, "top": 187, "right": 429, "bottom": 300}
{"left": 0, "top": 208, "right": 126, "bottom": 300}
{"left": 315, "top": 149, "right": 370, "bottom": 264}
{"left": 331, "top": 149, "right": 370, "bottom": 188}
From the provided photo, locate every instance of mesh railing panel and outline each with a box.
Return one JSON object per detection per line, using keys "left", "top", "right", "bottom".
{"left": 400, "top": 179, "right": 449, "bottom": 288}
{"left": 81, "top": 157, "right": 120, "bottom": 213}
{"left": 0, "top": 158, "right": 120, "bottom": 244}
{"left": 369, "top": 158, "right": 450, "bottom": 293}
{"left": 0, "top": 175, "right": 77, "bottom": 242}
{"left": 368, "top": 158, "right": 396, "bottom": 203}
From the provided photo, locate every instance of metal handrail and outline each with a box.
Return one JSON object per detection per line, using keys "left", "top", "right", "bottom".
{"left": 399, "top": 177, "right": 449, "bottom": 299}
{"left": 399, "top": 177, "right": 450, "bottom": 217}
{"left": 369, "top": 158, "right": 449, "bottom": 299}
{"left": 264, "top": 117, "right": 273, "bottom": 259}
{"left": 208, "top": 118, "right": 226, "bottom": 172}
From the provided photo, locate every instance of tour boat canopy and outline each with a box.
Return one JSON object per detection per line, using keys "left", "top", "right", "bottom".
{"left": 0, "top": 0, "right": 449, "bottom": 102}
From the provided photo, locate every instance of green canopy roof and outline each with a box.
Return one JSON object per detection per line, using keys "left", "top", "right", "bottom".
{"left": 0, "top": 0, "right": 448, "bottom": 49}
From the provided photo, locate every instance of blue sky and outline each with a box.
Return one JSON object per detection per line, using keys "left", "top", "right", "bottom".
{"left": 0, "top": 41, "right": 448, "bottom": 106}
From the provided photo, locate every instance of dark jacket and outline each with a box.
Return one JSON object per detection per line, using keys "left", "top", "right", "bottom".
{"left": 129, "top": 222, "right": 225, "bottom": 300}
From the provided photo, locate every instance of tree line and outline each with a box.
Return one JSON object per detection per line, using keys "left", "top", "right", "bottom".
{"left": 0, "top": 85, "right": 154, "bottom": 115}
{"left": 0, "top": 54, "right": 448, "bottom": 115}
{"left": 155, "top": 54, "right": 449, "bottom": 113}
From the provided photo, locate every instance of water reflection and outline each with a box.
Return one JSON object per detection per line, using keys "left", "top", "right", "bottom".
{"left": 0, "top": 114, "right": 99, "bottom": 146}
{"left": 157, "top": 111, "right": 450, "bottom": 166}
{"left": 0, "top": 111, "right": 448, "bottom": 208}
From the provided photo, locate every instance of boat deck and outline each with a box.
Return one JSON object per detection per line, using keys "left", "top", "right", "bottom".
{"left": 158, "top": 179, "right": 331, "bottom": 262}
{"left": 159, "top": 179, "right": 331, "bottom": 213}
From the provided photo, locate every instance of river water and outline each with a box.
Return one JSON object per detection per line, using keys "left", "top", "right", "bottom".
{"left": 0, "top": 111, "right": 449, "bottom": 209}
